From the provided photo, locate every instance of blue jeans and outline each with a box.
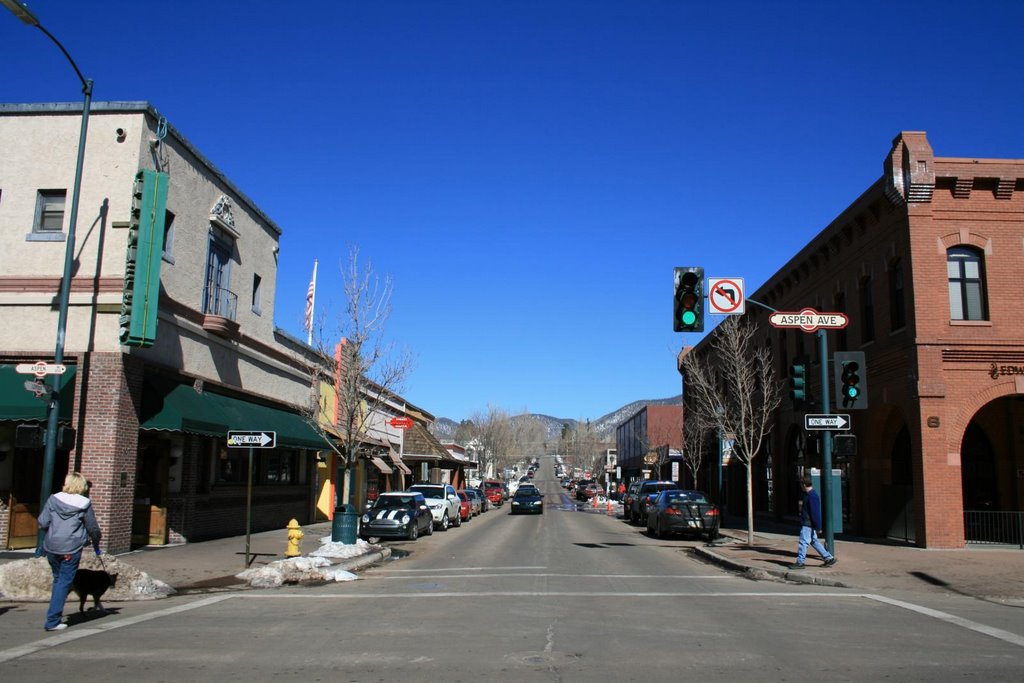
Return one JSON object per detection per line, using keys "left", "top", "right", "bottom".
{"left": 796, "top": 526, "right": 833, "bottom": 564}
{"left": 45, "top": 549, "right": 81, "bottom": 629}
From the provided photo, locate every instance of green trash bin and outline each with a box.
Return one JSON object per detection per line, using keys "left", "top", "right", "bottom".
{"left": 332, "top": 504, "right": 359, "bottom": 544}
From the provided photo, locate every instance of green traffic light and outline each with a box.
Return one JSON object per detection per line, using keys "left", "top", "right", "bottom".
{"left": 681, "top": 311, "right": 696, "bottom": 326}
{"left": 845, "top": 386, "right": 860, "bottom": 399}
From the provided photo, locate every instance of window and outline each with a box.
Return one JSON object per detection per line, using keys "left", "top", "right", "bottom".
{"left": 32, "top": 189, "right": 67, "bottom": 238}
{"left": 203, "top": 233, "right": 236, "bottom": 318}
{"left": 859, "top": 277, "right": 875, "bottom": 344}
{"left": 947, "top": 247, "right": 988, "bottom": 321}
{"left": 162, "top": 210, "right": 176, "bottom": 264}
{"left": 252, "top": 273, "right": 262, "bottom": 315}
{"left": 889, "top": 259, "right": 906, "bottom": 330}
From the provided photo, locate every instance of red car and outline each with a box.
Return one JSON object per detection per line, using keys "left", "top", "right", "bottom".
{"left": 481, "top": 480, "right": 504, "bottom": 507}
{"left": 456, "top": 491, "right": 472, "bottom": 523}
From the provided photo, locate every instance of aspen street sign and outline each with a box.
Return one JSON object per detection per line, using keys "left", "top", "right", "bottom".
{"left": 769, "top": 308, "right": 849, "bottom": 332}
{"left": 227, "top": 431, "right": 277, "bottom": 448}
{"left": 804, "top": 414, "right": 851, "bottom": 431}
{"left": 15, "top": 361, "right": 67, "bottom": 378}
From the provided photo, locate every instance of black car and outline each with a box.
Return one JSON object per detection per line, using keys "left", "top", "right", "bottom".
{"left": 628, "top": 480, "right": 682, "bottom": 525}
{"left": 359, "top": 492, "right": 434, "bottom": 541}
{"left": 645, "top": 490, "right": 720, "bottom": 541}
{"left": 510, "top": 485, "right": 543, "bottom": 515}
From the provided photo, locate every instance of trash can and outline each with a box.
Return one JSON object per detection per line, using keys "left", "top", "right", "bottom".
{"left": 332, "top": 504, "right": 358, "bottom": 544}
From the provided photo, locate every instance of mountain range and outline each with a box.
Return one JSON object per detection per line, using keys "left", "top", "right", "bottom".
{"left": 429, "top": 395, "right": 683, "bottom": 443}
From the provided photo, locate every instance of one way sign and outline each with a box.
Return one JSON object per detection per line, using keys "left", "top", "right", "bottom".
{"left": 227, "top": 431, "right": 277, "bottom": 448}
{"left": 804, "top": 414, "right": 851, "bottom": 431}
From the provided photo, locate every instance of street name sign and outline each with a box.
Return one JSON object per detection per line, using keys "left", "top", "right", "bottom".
{"left": 16, "top": 361, "right": 67, "bottom": 378}
{"left": 804, "top": 414, "right": 851, "bottom": 431}
{"left": 769, "top": 308, "right": 849, "bottom": 332}
{"left": 227, "top": 431, "right": 277, "bottom": 448}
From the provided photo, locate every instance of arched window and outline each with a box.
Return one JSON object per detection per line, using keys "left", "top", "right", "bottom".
{"left": 947, "top": 247, "right": 988, "bottom": 321}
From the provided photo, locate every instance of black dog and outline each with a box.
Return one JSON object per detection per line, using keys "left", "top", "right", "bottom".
{"left": 72, "top": 569, "right": 117, "bottom": 613}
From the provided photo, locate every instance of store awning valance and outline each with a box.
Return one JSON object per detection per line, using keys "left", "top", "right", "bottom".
{"left": 388, "top": 449, "right": 413, "bottom": 475}
{"left": 139, "top": 377, "right": 330, "bottom": 450}
{"left": 0, "top": 364, "right": 77, "bottom": 423}
{"left": 370, "top": 456, "right": 393, "bottom": 474}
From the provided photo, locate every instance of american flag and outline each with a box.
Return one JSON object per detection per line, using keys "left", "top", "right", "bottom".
{"left": 304, "top": 260, "right": 317, "bottom": 334}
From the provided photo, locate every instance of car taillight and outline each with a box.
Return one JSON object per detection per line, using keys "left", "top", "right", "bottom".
{"left": 665, "top": 507, "right": 682, "bottom": 516}
{"left": 704, "top": 508, "right": 719, "bottom": 517}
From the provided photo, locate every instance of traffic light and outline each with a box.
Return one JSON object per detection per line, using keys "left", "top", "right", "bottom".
{"left": 789, "top": 362, "right": 806, "bottom": 402}
{"left": 833, "top": 351, "right": 868, "bottom": 409}
{"left": 673, "top": 267, "right": 704, "bottom": 332}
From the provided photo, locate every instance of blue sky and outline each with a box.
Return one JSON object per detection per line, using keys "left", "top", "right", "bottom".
{"left": 4, "top": 1, "right": 1023, "bottom": 422}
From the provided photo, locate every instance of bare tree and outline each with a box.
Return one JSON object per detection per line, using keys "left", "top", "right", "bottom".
{"left": 681, "top": 316, "right": 781, "bottom": 545}
{"left": 467, "top": 405, "right": 515, "bottom": 477}
{"left": 319, "top": 246, "right": 414, "bottom": 509}
{"left": 681, "top": 399, "right": 713, "bottom": 490}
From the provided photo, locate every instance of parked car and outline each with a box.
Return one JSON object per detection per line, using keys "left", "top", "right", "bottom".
{"left": 456, "top": 490, "right": 474, "bottom": 522}
{"left": 481, "top": 480, "right": 505, "bottom": 508}
{"left": 576, "top": 482, "right": 604, "bottom": 501}
{"left": 629, "top": 480, "right": 682, "bottom": 526}
{"left": 409, "top": 483, "right": 462, "bottom": 531}
{"left": 622, "top": 481, "right": 641, "bottom": 521}
{"left": 573, "top": 479, "right": 596, "bottom": 501}
{"left": 646, "top": 490, "right": 720, "bottom": 541}
{"left": 359, "top": 492, "right": 433, "bottom": 542}
{"left": 510, "top": 485, "right": 544, "bottom": 515}
{"left": 465, "top": 488, "right": 486, "bottom": 514}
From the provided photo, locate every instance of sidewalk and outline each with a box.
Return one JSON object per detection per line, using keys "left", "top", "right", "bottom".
{"left": 695, "top": 516, "right": 1024, "bottom": 603}
{"left": 0, "top": 522, "right": 385, "bottom": 595}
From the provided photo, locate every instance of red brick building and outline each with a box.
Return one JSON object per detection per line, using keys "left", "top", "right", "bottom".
{"left": 707, "top": 131, "right": 1023, "bottom": 548}
{"left": 616, "top": 405, "right": 683, "bottom": 482}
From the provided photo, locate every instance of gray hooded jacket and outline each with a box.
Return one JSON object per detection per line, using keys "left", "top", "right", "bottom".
{"left": 38, "top": 492, "right": 101, "bottom": 555}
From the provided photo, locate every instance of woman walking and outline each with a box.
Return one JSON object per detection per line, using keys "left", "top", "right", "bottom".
{"left": 38, "top": 472, "right": 102, "bottom": 631}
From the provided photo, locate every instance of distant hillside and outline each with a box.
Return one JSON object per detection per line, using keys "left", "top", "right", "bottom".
{"left": 429, "top": 395, "right": 682, "bottom": 443}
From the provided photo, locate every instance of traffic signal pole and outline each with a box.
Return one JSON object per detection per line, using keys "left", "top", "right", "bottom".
{"left": 816, "top": 329, "right": 835, "bottom": 554}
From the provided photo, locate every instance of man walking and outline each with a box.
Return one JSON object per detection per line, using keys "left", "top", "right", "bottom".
{"left": 789, "top": 474, "right": 836, "bottom": 569}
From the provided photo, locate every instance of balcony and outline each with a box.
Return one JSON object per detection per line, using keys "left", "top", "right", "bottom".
{"left": 202, "top": 285, "right": 239, "bottom": 338}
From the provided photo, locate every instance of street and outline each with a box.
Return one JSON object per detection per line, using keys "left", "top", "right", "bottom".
{"left": 3, "top": 460, "right": 1023, "bottom": 681}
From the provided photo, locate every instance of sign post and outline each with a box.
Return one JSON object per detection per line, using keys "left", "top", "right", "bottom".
{"left": 227, "top": 431, "right": 277, "bottom": 567}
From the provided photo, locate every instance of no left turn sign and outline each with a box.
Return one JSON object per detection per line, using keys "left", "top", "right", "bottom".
{"left": 708, "top": 277, "right": 745, "bottom": 315}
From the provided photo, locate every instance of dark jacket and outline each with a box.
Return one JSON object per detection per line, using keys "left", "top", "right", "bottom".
{"left": 38, "top": 492, "right": 101, "bottom": 555}
{"left": 800, "top": 487, "right": 823, "bottom": 530}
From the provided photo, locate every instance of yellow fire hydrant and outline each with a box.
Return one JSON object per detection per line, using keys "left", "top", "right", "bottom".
{"left": 285, "top": 518, "right": 304, "bottom": 557}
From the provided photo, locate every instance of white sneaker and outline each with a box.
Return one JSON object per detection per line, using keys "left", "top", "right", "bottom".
{"left": 45, "top": 623, "right": 68, "bottom": 632}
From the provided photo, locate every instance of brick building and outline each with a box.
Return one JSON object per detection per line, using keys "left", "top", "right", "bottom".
{"left": 615, "top": 405, "right": 683, "bottom": 482}
{"left": 698, "top": 131, "right": 1024, "bottom": 548}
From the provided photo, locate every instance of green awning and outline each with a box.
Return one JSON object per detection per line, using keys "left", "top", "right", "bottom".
{"left": 0, "top": 364, "right": 77, "bottom": 422}
{"left": 140, "top": 377, "right": 330, "bottom": 450}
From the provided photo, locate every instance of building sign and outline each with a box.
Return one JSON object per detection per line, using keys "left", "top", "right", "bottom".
{"left": 990, "top": 364, "right": 1024, "bottom": 379}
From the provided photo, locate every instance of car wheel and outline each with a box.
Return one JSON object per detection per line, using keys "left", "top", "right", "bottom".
{"left": 453, "top": 510, "right": 462, "bottom": 527}
{"left": 656, "top": 520, "right": 666, "bottom": 539}
{"left": 407, "top": 522, "right": 419, "bottom": 541}
{"left": 424, "top": 519, "right": 433, "bottom": 536}
{"left": 440, "top": 512, "right": 450, "bottom": 531}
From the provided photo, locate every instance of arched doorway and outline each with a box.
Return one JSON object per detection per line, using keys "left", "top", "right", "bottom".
{"left": 960, "top": 395, "right": 1022, "bottom": 544}
{"left": 884, "top": 425, "right": 914, "bottom": 542}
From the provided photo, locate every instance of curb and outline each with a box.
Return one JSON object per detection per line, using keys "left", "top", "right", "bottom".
{"left": 332, "top": 547, "right": 392, "bottom": 573}
{"left": 693, "top": 545, "right": 851, "bottom": 588}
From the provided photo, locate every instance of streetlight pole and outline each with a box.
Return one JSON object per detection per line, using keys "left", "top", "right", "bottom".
{"left": 3, "top": 1, "right": 93, "bottom": 540}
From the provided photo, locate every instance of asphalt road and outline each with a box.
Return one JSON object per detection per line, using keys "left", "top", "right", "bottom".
{"left": 4, "top": 458, "right": 1023, "bottom": 681}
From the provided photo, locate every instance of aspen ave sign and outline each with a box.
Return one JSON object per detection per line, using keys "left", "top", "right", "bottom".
{"left": 768, "top": 308, "right": 849, "bottom": 333}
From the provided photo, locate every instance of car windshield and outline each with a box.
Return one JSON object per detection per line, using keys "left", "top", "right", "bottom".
{"left": 412, "top": 486, "right": 445, "bottom": 499}
{"left": 516, "top": 487, "right": 539, "bottom": 497}
{"left": 374, "top": 496, "right": 416, "bottom": 509}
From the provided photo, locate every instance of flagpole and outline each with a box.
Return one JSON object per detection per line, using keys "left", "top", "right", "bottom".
{"left": 306, "top": 259, "right": 318, "bottom": 345}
